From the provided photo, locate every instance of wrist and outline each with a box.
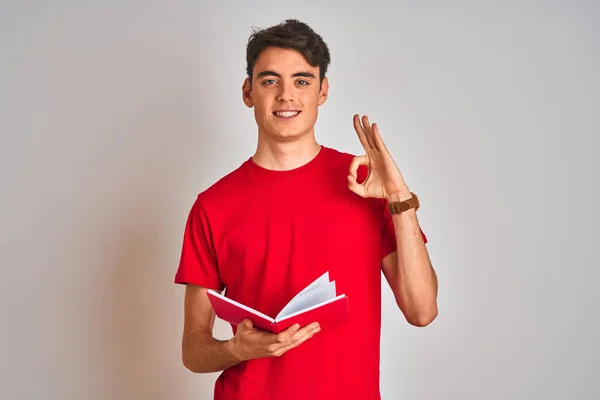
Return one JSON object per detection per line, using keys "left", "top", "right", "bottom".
{"left": 387, "top": 190, "right": 412, "bottom": 202}
{"left": 225, "top": 337, "right": 244, "bottom": 362}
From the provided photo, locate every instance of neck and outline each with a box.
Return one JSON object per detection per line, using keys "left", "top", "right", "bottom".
{"left": 252, "top": 131, "right": 321, "bottom": 171}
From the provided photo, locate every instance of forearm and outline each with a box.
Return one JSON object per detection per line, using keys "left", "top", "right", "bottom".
{"left": 388, "top": 194, "right": 438, "bottom": 325}
{"left": 182, "top": 330, "right": 241, "bottom": 373}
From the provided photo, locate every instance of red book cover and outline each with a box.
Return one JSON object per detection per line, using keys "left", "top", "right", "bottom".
{"left": 207, "top": 272, "right": 350, "bottom": 333}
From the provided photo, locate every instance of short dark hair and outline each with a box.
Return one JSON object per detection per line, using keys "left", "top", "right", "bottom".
{"left": 246, "top": 19, "right": 331, "bottom": 84}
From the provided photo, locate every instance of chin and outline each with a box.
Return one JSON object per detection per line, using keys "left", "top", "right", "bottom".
{"left": 276, "top": 128, "right": 309, "bottom": 140}
{"left": 260, "top": 125, "right": 303, "bottom": 140}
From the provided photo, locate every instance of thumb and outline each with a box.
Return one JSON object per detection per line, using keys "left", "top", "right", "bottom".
{"left": 241, "top": 318, "right": 254, "bottom": 331}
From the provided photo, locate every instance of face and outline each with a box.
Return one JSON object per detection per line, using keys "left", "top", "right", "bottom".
{"left": 242, "top": 47, "right": 329, "bottom": 141}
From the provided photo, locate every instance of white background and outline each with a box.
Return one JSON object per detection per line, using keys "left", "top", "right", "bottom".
{"left": 1, "top": 1, "right": 598, "bottom": 399}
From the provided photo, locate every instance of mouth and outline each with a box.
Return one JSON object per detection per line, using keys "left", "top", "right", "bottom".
{"left": 273, "top": 110, "right": 301, "bottom": 119}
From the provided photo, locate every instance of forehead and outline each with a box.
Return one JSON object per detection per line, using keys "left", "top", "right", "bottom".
{"left": 253, "top": 47, "right": 319, "bottom": 76}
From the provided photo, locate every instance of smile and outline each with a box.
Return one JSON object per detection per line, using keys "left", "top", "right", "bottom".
{"left": 273, "top": 111, "right": 301, "bottom": 118}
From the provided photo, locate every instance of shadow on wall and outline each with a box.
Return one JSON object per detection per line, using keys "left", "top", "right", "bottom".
{"left": 85, "top": 68, "right": 227, "bottom": 397}
{"left": 79, "top": 189, "right": 219, "bottom": 399}
{"left": 84, "top": 172, "right": 181, "bottom": 399}
{"left": 94, "top": 111, "right": 202, "bottom": 398}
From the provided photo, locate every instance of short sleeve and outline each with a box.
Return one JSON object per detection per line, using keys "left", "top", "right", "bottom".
{"left": 174, "top": 199, "right": 225, "bottom": 290}
{"left": 381, "top": 200, "right": 428, "bottom": 260}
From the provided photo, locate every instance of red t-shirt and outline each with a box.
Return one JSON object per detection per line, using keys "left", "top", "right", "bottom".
{"left": 175, "top": 145, "right": 426, "bottom": 400}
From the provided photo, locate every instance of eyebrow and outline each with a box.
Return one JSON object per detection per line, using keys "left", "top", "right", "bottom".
{"left": 256, "top": 70, "right": 316, "bottom": 79}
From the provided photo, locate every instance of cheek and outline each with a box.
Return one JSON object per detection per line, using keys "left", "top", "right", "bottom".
{"left": 304, "top": 99, "right": 320, "bottom": 115}
{"left": 305, "top": 109, "right": 318, "bottom": 124}
{"left": 261, "top": 107, "right": 272, "bottom": 121}
{"left": 252, "top": 103, "right": 269, "bottom": 119}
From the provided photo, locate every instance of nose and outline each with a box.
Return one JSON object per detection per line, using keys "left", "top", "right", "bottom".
{"left": 276, "top": 81, "right": 294, "bottom": 103}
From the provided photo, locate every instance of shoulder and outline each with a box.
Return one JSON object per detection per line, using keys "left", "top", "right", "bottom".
{"left": 322, "top": 146, "right": 368, "bottom": 182}
{"left": 193, "top": 159, "right": 252, "bottom": 212}
{"left": 322, "top": 145, "right": 356, "bottom": 163}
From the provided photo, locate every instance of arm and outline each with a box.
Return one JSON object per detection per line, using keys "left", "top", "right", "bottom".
{"left": 347, "top": 114, "right": 438, "bottom": 327}
{"left": 381, "top": 194, "right": 438, "bottom": 327}
{"left": 181, "top": 284, "right": 320, "bottom": 373}
{"left": 181, "top": 284, "right": 241, "bottom": 373}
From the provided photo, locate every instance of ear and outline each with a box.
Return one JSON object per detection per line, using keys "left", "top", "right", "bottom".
{"left": 242, "top": 78, "right": 254, "bottom": 108}
{"left": 318, "top": 77, "right": 329, "bottom": 106}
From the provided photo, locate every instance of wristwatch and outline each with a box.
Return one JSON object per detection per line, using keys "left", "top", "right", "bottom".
{"left": 387, "top": 192, "right": 420, "bottom": 214}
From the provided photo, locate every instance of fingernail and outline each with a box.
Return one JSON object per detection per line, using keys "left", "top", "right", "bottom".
{"left": 293, "top": 324, "right": 300, "bottom": 331}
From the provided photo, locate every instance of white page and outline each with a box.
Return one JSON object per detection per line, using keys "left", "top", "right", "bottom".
{"left": 279, "top": 271, "right": 329, "bottom": 315}
{"left": 293, "top": 278, "right": 336, "bottom": 305}
{"left": 277, "top": 294, "right": 346, "bottom": 322}
{"left": 276, "top": 280, "right": 336, "bottom": 319}
{"left": 275, "top": 272, "right": 330, "bottom": 319}
{"left": 297, "top": 272, "right": 329, "bottom": 296}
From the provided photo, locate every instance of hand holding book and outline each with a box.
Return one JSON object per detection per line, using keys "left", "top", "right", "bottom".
{"left": 226, "top": 318, "right": 321, "bottom": 361}
{"left": 207, "top": 272, "right": 350, "bottom": 334}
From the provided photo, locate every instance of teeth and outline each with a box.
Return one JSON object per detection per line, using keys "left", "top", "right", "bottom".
{"left": 275, "top": 111, "right": 299, "bottom": 117}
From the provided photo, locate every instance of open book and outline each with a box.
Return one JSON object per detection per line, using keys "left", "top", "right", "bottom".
{"left": 207, "top": 272, "right": 349, "bottom": 333}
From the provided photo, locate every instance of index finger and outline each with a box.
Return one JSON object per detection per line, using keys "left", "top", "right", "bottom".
{"left": 274, "top": 322, "right": 320, "bottom": 345}
{"left": 353, "top": 114, "right": 372, "bottom": 151}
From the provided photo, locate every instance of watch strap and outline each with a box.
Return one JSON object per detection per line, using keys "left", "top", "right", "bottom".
{"left": 387, "top": 192, "right": 420, "bottom": 214}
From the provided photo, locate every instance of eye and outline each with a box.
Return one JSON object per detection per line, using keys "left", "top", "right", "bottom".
{"left": 296, "top": 80, "right": 309, "bottom": 85}
{"left": 262, "top": 79, "right": 276, "bottom": 85}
